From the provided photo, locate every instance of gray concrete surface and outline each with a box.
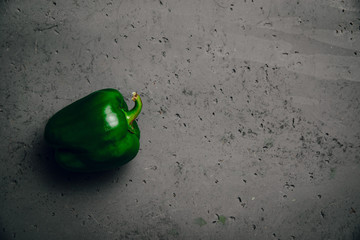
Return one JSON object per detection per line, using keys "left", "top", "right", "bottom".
{"left": 1, "top": 0, "right": 360, "bottom": 239}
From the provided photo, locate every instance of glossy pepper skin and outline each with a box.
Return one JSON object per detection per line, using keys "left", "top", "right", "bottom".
{"left": 44, "top": 89, "right": 142, "bottom": 172}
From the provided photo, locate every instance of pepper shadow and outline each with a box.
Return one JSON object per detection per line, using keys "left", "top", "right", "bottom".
{"left": 35, "top": 136, "right": 131, "bottom": 190}
{"left": 353, "top": 226, "right": 360, "bottom": 240}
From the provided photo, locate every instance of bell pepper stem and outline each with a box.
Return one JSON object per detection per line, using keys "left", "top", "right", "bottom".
{"left": 125, "top": 92, "right": 142, "bottom": 130}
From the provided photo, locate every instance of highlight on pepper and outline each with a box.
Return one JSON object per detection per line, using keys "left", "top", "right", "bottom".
{"left": 44, "top": 88, "right": 142, "bottom": 172}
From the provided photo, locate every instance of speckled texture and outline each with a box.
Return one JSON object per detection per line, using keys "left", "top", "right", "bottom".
{"left": 1, "top": 0, "right": 360, "bottom": 239}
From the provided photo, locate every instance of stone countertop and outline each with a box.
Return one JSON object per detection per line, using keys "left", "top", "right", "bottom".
{"left": 1, "top": 0, "right": 360, "bottom": 239}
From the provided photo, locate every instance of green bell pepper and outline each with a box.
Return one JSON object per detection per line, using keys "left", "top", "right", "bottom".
{"left": 44, "top": 88, "right": 142, "bottom": 172}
